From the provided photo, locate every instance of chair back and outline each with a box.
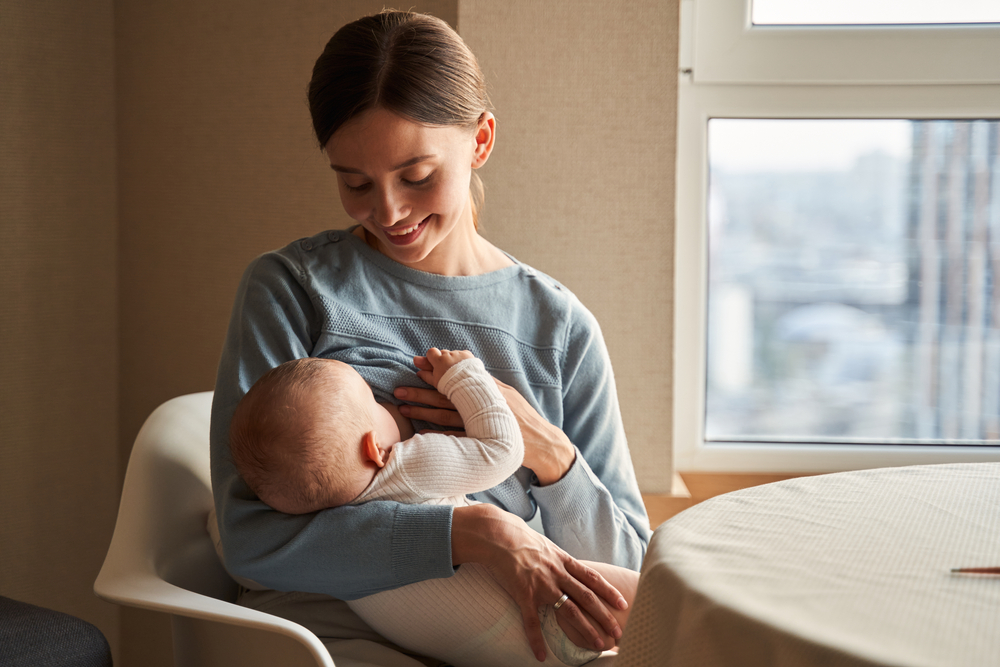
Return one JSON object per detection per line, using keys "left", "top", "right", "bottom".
{"left": 122, "top": 392, "right": 235, "bottom": 600}
{"left": 95, "top": 392, "right": 332, "bottom": 667}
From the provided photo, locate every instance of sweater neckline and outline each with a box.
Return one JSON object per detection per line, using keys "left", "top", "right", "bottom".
{"left": 337, "top": 226, "right": 526, "bottom": 291}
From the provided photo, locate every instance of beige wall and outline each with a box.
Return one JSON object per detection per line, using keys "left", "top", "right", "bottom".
{"left": 1, "top": 1, "right": 676, "bottom": 664}
{"left": 461, "top": 0, "right": 678, "bottom": 493}
{"left": 115, "top": 0, "right": 456, "bottom": 477}
{"left": 114, "top": 2, "right": 458, "bottom": 664}
{"left": 0, "top": 0, "right": 120, "bottom": 653}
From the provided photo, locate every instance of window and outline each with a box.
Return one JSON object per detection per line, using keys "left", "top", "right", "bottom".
{"left": 752, "top": 0, "right": 1000, "bottom": 26}
{"left": 674, "top": 0, "right": 1000, "bottom": 471}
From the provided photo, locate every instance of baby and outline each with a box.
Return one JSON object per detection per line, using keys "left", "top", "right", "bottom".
{"left": 228, "top": 349, "right": 637, "bottom": 667}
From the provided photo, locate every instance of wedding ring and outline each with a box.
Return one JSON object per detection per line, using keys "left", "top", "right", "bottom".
{"left": 553, "top": 593, "right": 569, "bottom": 610}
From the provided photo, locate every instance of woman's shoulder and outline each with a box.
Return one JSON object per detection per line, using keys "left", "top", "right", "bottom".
{"left": 253, "top": 228, "right": 357, "bottom": 265}
{"left": 508, "top": 259, "right": 599, "bottom": 328}
{"left": 239, "top": 228, "right": 370, "bottom": 287}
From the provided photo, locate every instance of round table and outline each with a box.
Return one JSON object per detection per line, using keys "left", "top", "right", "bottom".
{"left": 616, "top": 463, "right": 1000, "bottom": 667}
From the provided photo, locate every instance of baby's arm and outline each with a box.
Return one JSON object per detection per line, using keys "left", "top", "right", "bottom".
{"left": 378, "top": 349, "right": 524, "bottom": 502}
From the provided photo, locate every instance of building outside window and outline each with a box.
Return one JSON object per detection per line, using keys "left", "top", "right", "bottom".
{"left": 674, "top": 0, "right": 1000, "bottom": 471}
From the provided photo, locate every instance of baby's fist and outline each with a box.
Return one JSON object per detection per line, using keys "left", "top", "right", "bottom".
{"left": 417, "top": 348, "right": 474, "bottom": 388}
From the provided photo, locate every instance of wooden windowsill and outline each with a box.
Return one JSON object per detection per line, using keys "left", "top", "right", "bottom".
{"left": 642, "top": 471, "right": 816, "bottom": 528}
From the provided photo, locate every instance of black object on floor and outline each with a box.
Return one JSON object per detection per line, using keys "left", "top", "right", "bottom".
{"left": 0, "top": 595, "right": 112, "bottom": 666}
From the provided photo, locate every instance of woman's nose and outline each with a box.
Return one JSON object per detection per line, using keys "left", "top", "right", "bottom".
{"left": 371, "top": 188, "right": 409, "bottom": 227}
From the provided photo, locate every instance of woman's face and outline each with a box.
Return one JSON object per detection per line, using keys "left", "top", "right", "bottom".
{"left": 325, "top": 107, "right": 493, "bottom": 275}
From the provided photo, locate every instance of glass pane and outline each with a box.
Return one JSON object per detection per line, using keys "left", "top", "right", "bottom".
{"left": 706, "top": 118, "right": 1000, "bottom": 445}
{"left": 753, "top": 0, "right": 1000, "bottom": 26}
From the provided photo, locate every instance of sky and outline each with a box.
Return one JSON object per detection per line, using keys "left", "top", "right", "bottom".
{"left": 709, "top": 119, "right": 912, "bottom": 172}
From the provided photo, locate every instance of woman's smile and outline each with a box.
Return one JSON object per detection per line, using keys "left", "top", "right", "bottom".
{"left": 325, "top": 107, "right": 504, "bottom": 275}
{"left": 381, "top": 216, "right": 431, "bottom": 245}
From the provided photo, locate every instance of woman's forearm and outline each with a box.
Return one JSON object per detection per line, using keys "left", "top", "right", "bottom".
{"left": 451, "top": 503, "right": 504, "bottom": 566}
{"left": 493, "top": 379, "right": 575, "bottom": 486}
{"left": 532, "top": 456, "right": 649, "bottom": 570}
{"left": 530, "top": 435, "right": 575, "bottom": 487}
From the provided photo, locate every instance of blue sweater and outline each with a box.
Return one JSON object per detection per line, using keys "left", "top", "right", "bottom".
{"left": 210, "top": 228, "right": 651, "bottom": 599}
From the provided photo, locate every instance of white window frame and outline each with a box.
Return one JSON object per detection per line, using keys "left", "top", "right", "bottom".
{"left": 674, "top": 0, "right": 1000, "bottom": 472}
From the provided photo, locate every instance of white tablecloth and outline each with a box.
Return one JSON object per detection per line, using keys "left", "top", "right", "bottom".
{"left": 616, "top": 464, "right": 1000, "bottom": 667}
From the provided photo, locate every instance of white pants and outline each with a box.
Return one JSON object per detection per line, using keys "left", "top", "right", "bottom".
{"left": 349, "top": 562, "right": 601, "bottom": 667}
{"left": 239, "top": 587, "right": 445, "bottom": 667}
{"left": 239, "top": 566, "right": 614, "bottom": 667}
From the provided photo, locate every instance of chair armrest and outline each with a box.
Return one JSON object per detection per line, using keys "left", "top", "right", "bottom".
{"left": 95, "top": 565, "right": 333, "bottom": 667}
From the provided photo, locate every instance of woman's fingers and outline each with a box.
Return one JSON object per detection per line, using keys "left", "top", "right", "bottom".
{"left": 566, "top": 559, "right": 628, "bottom": 616}
{"left": 552, "top": 601, "right": 592, "bottom": 650}
{"left": 394, "top": 386, "right": 465, "bottom": 428}
{"left": 399, "top": 404, "right": 465, "bottom": 428}
{"left": 394, "top": 385, "right": 455, "bottom": 409}
{"left": 553, "top": 601, "right": 618, "bottom": 653}
{"left": 533, "top": 560, "right": 625, "bottom": 652}
{"left": 514, "top": 603, "right": 548, "bottom": 662}
{"left": 502, "top": 569, "right": 595, "bottom": 660}
{"left": 470, "top": 507, "right": 618, "bottom": 654}
{"left": 551, "top": 596, "right": 606, "bottom": 651}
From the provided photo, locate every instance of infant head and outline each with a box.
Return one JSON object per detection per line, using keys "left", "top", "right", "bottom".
{"left": 229, "top": 357, "right": 388, "bottom": 514}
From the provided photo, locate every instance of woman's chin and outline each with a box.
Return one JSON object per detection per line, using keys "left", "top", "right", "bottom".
{"left": 365, "top": 215, "right": 473, "bottom": 274}
{"left": 377, "top": 237, "right": 434, "bottom": 269}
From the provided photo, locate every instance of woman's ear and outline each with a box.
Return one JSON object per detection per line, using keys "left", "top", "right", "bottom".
{"left": 362, "top": 431, "right": 388, "bottom": 468}
{"left": 472, "top": 112, "right": 496, "bottom": 169}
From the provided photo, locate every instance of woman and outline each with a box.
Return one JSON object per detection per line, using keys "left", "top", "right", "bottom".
{"left": 210, "top": 10, "right": 651, "bottom": 665}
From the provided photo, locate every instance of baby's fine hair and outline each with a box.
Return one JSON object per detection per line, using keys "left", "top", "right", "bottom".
{"left": 229, "top": 357, "right": 372, "bottom": 514}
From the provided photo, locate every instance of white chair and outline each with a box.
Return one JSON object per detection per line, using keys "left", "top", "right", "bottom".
{"left": 94, "top": 392, "right": 334, "bottom": 667}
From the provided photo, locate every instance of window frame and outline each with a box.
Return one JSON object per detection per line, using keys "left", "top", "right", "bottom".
{"left": 674, "top": 0, "right": 1000, "bottom": 472}
{"left": 686, "top": 0, "right": 1000, "bottom": 85}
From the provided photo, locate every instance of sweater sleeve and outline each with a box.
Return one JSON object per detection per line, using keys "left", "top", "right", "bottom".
{"left": 210, "top": 251, "right": 455, "bottom": 599}
{"left": 531, "top": 303, "right": 652, "bottom": 570}
{"left": 353, "top": 358, "right": 524, "bottom": 504}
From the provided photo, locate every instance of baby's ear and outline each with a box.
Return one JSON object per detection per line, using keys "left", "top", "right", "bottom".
{"left": 362, "top": 431, "right": 387, "bottom": 468}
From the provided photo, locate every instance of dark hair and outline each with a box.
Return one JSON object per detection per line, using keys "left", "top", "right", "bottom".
{"left": 308, "top": 10, "right": 490, "bottom": 223}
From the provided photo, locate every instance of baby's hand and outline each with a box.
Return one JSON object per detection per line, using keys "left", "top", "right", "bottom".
{"left": 413, "top": 348, "right": 475, "bottom": 389}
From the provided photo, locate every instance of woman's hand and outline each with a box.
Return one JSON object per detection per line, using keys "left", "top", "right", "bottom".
{"left": 492, "top": 378, "right": 576, "bottom": 486}
{"left": 452, "top": 504, "right": 627, "bottom": 661}
{"left": 395, "top": 371, "right": 577, "bottom": 486}
{"left": 393, "top": 385, "right": 465, "bottom": 429}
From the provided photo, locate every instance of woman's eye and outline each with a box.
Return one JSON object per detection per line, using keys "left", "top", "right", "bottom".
{"left": 344, "top": 181, "right": 371, "bottom": 193}
{"left": 404, "top": 174, "right": 432, "bottom": 187}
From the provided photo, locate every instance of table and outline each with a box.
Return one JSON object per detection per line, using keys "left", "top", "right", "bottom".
{"left": 616, "top": 464, "right": 1000, "bottom": 667}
